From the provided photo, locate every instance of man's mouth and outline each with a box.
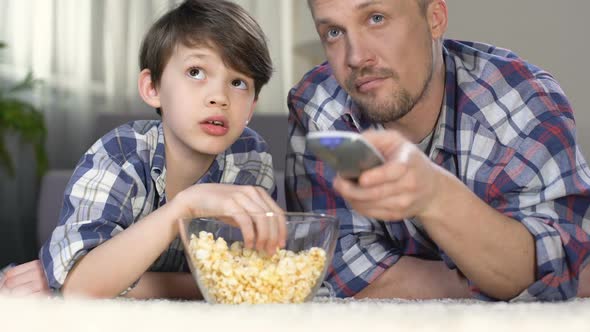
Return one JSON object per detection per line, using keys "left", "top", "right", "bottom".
{"left": 355, "top": 76, "right": 387, "bottom": 93}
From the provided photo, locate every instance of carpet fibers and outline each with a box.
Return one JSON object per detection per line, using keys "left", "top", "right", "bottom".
{"left": 2, "top": 296, "right": 590, "bottom": 332}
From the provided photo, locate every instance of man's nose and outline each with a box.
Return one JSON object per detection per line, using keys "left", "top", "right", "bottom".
{"left": 346, "top": 32, "right": 375, "bottom": 69}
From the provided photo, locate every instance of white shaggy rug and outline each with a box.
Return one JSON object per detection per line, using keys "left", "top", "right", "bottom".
{"left": 2, "top": 295, "right": 590, "bottom": 332}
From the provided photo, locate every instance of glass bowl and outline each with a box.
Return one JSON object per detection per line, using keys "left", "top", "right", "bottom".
{"left": 178, "top": 212, "right": 338, "bottom": 304}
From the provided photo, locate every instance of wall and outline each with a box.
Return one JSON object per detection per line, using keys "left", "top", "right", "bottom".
{"left": 445, "top": 0, "right": 590, "bottom": 156}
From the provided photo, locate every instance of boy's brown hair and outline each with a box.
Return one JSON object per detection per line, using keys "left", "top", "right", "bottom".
{"left": 139, "top": 0, "right": 273, "bottom": 114}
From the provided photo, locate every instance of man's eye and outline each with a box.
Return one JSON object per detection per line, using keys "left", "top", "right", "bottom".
{"left": 326, "top": 28, "right": 341, "bottom": 40}
{"left": 370, "top": 14, "right": 384, "bottom": 24}
{"left": 188, "top": 68, "right": 206, "bottom": 80}
{"left": 231, "top": 79, "right": 247, "bottom": 90}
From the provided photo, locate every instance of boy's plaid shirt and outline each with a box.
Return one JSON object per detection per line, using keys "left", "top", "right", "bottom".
{"left": 40, "top": 120, "right": 276, "bottom": 291}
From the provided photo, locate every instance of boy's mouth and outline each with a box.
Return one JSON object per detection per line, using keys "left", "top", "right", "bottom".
{"left": 200, "top": 116, "right": 230, "bottom": 136}
{"left": 205, "top": 120, "right": 225, "bottom": 127}
{"left": 200, "top": 115, "right": 228, "bottom": 128}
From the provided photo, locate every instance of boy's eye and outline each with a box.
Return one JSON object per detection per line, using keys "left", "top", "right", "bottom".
{"left": 370, "top": 14, "right": 384, "bottom": 24}
{"left": 188, "top": 67, "right": 206, "bottom": 80}
{"left": 231, "top": 79, "right": 247, "bottom": 90}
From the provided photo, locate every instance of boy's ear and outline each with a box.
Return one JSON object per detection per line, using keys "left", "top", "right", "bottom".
{"left": 246, "top": 100, "right": 257, "bottom": 125}
{"left": 138, "top": 69, "right": 161, "bottom": 108}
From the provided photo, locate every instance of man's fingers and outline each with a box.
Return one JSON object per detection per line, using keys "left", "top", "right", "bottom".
{"left": 335, "top": 175, "right": 409, "bottom": 203}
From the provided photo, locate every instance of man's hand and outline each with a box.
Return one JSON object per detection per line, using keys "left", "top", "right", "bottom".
{"left": 0, "top": 260, "right": 51, "bottom": 297}
{"left": 333, "top": 130, "right": 443, "bottom": 221}
{"left": 333, "top": 130, "right": 536, "bottom": 300}
{"left": 176, "top": 184, "right": 287, "bottom": 255}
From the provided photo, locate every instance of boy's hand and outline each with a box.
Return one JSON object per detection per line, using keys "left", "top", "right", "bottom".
{"left": 175, "top": 184, "right": 287, "bottom": 255}
{"left": 0, "top": 260, "right": 51, "bottom": 297}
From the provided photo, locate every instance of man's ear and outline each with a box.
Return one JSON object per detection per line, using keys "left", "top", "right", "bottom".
{"left": 138, "top": 69, "right": 161, "bottom": 109}
{"left": 427, "top": 0, "right": 448, "bottom": 40}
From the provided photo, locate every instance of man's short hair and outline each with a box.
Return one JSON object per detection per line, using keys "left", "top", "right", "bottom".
{"left": 139, "top": 0, "right": 273, "bottom": 105}
{"left": 417, "top": 0, "right": 433, "bottom": 16}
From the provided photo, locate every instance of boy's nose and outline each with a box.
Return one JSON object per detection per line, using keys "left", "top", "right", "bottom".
{"left": 206, "top": 93, "right": 229, "bottom": 109}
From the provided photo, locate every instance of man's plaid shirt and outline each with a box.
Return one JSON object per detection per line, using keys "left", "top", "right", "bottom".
{"left": 285, "top": 39, "right": 590, "bottom": 301}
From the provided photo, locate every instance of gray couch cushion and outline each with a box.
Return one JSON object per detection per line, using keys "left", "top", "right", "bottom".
{"left": 36, "top": 169, "right": 72, "bottom": 248}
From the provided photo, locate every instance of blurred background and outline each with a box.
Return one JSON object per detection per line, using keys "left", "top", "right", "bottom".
{"left": 0, "top": 0, "right": 589, "bottom": 267}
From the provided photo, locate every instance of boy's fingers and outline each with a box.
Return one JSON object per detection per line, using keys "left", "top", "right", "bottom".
{"left": 266, "top": 216, "right": 279, "bottom": 254}
{"left": 233, "top": 214, "right": 256, "bottom": 249}
{"left": 255, "top": 187, "right": 287, "bottom": 248}
{"left": 231, "top": 192, "right": 269, "bottom": 252}
{"left": 3, "top": 271, "right": 34, "bottom": 289}
{"left": 253, "top": 213, "right": 270, "bottom": 254}
{"left": 4, "top": 261, "right": 34, "bottom": 278}
{"left": 7, "top": 281, "right": 44, "bottom": 297}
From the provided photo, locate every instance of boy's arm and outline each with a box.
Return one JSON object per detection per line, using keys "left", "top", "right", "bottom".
{"left": 122, "top": 272, "right": 200, "bottom": 300}
{"left": 61, "top": 196, "right": 190, "bottom": 298}
{"left": 61, "top": 182, "right": 285, "bottom": 298}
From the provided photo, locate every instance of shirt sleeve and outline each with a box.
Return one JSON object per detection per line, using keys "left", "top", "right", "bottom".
{"left": 471, "top": 88, "right": 590, "bottom": 301}
{"left": 39, "top": 149, "right": 141, "bottom": 290}
{"left": 285, "top": 92, "right": 401, "bottom": 297}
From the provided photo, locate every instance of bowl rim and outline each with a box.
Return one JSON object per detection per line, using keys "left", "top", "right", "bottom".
{"left": 178, "top": 211, "right": 338, "bottom": 225}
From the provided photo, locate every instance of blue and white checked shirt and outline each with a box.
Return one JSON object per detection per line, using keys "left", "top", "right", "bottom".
{"left": 285, "top": 39, "right": 590, "bottom": 301}
{"left": 40, "top": 120, "right": 276, "bottom": 290}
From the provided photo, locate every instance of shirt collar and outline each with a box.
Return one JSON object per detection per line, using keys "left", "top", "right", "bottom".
{"left": 149, "top": 122, "right": 166, "bottom": 197}
{"left": 429, "top": 44, "right": 459, "bottom": 157}
{"left": 150, "top": 122, "right": 227, "bottom": 197}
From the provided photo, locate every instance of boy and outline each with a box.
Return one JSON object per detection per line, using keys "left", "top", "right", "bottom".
{"left": 1, "top": 0, "right": 285, "bottom": 299}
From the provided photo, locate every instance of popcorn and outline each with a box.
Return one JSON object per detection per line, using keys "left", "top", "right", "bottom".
{"left": 188, "top": 231, "right": 326, "bottom": 304}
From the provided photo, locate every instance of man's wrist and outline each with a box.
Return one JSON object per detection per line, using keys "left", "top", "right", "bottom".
{"left": 418, "top": 168, "right": 454, "bottom": 222}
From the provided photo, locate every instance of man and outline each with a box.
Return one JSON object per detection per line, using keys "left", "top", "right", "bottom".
{"left": 286, "top": 0, "right": 590, "bottom": 301}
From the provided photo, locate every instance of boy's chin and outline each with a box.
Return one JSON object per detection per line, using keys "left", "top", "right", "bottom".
{"left": 192, "top": 140, "right": 233, "bottom": 156}
{"left": 195, "top": 146, "right": 228, "bottom": 156}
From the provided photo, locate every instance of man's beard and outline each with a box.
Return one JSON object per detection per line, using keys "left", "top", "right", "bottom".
{"left": 345, "top": 59, "right": 434, "bottom": 124}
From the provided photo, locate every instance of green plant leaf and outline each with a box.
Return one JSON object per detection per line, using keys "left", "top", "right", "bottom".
{"left": 0, "top": 99, "right": 48, "bottom": 177}
{"left": 8, "top": 71, "right": 41, "bottom": 94}
{"left": 0, "top": 41, "right": 48, "bottom": 178}
{"left": 0, "top": 133, "right": 15, "bottom": 177}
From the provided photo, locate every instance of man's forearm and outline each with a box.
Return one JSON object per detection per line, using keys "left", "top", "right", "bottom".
{"left": 421, "top": 172, "right": 536, "bottom": 300}
{"left": 355, "top": 256, "right": 471, "bottom": 300}
{"left": 124, "top": 272, "right": 202, "bottom": 300}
